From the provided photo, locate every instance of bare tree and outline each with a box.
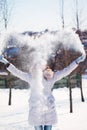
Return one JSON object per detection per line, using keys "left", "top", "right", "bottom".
{"left": 74, "top": 0, "right": 86, "bottom": 30}
{"left": 75, "top": 0, "right": 79, "bottom": 29}
{"left": 0, "top": 0, "right": 3, "bottom": 30}
{"left": 0, "top": 0, "right": 13, "bottom": 30}
{"left": 60, "top": 0, "right": 65, "bottom": 28}
{"left": 0, "top": 0, "right": 14, "bottom": 105}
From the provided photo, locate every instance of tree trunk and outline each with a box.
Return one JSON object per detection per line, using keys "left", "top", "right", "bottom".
{"left": 8, "top": 84, "right": 12, "bottom": 105}
{"left": 77, "top": 74, "right": 85, "bottom": 102}
{"left": 80, "top": 75, "right": 85, "bottom": 102}
{"left": 60, "top": 0, "right": 65, "bottom": 28}
{"left": 68, "top": 75, "right": 73, "bottom": 113}
{"left": 8, "top": 73, "right": 12, "bottom": 105}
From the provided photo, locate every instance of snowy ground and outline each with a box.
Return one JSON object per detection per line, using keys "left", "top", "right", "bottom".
{"left": 0, "top": 75, "right": 87, "bottom": 130}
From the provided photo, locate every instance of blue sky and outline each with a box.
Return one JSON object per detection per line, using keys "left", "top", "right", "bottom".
{"left": 7, "top": 0, "right": 87, "bottom": 32}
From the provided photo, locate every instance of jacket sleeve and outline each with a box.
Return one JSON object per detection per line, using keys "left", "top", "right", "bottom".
{"left": 53, "top": 61, "right": 78, "bottom": 82}
{"left": 7, "top": 64, "right": 31, "bottom": 83}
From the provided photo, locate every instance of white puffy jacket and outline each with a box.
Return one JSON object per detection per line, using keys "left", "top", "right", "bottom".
{"left": 7, "top": 61, "right": 78, "bottom": 125}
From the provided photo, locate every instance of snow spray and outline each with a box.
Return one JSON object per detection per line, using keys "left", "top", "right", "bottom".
{"left": 0, "top": 29, "right": 85, "bottom": 69}
{"left": 0, "top": 29, "right": 86, "bottom": 108}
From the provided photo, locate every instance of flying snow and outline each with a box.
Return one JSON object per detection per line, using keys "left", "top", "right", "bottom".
{"left": 0, "top": 29, "right": 86, "bottom": 103}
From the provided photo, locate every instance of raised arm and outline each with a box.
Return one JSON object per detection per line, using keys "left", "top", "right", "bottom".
{"left": 53, "top": 54, "right": 86, "bottom": 82}
{"left": 0, "top": 56, "right": 31, "bottom": 83}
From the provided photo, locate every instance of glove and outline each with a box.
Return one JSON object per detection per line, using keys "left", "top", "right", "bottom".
{"left": 0, "top": 55, "right": 9, "bottom": 65}
{"left": 75, "top": 54, "right": 86, "bottom": 64}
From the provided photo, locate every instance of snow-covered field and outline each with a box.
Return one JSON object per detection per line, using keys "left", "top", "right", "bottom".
{"left": 0, "top": 75, "right": 87, "bottom": 130}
